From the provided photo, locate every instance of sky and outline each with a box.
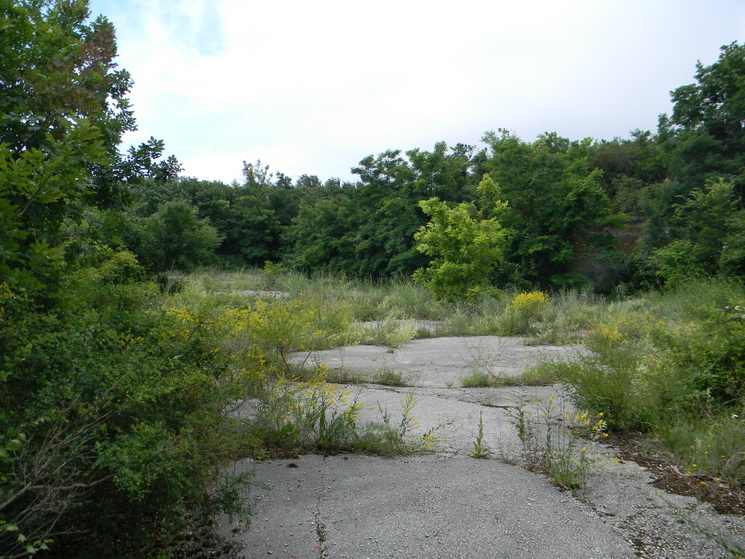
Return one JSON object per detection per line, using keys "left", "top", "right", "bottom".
{"left": 87, "top": 0, "right": 745, "bottom": 185}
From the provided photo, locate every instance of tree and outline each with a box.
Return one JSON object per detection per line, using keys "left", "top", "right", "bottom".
{"left": 0, "top": 3, "right": 201, "bottom": 555}
{"left": 589, "top": 130, "right": 666, "bottom": 213}
{"left": 651, "top": 180, "right": 745, "bottom": 283}
{"left": 283, "top": 190, "right": 358, "bottom": 272}
{"left": 0, "top": 0, "right": 178, "bottom": 292}
{"left": 482, "top": 131, "right": 622, "bottom": 289}
{"left": 661, "top": 41, "right": 745, "bottom": 198}
{"left": 413, "top": 175, "right": 509, "bottom": 299}
{"left": 133, "top": 201, "right": 222, "bottom": 273}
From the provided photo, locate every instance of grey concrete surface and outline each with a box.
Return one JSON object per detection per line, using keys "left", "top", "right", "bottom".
{"left": 217, "top": 336, "right": 745, "bottom": 558}
{"left": 218, "top": 455, "right": 634, "bottom": 559}
{"left": 295, "top": 336, "right": 583, "bottom": 388}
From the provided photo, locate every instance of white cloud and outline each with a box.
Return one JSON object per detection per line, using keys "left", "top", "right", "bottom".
{"left": 90, "top": 0, "right": 745, "bottom": 183}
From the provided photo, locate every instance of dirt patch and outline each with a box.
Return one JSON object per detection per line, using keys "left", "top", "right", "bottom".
{"left": 607, "top": 433, "right": 745, "bottom": 516}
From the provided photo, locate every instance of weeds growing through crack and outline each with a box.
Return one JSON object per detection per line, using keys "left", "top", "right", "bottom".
{"left": 357, "top": 390, "right": 449, "bottom": 454}
{"left": 506, "top": 391, "right": 606, "bottom": 490}
{"left": 372, "top": 367, "right": 411, "bottom": 386}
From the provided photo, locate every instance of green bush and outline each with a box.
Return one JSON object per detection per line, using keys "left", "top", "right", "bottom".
{"left": 545, "top": 278, "right": 745, "bottom": 484}
{"left": 0, "top": 253, "right": 250, "bottom": 557}
{"left": 131, "top": 201, "right": 222, "bottom": 273}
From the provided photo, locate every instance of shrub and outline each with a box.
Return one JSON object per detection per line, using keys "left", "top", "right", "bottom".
{"left": 498, "top": 291, "right": 550, "bottom": 335}
{"left": 0, "top": 255, "right": 251, "bottom": 557}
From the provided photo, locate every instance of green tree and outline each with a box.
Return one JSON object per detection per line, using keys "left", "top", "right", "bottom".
{"left": 482, "top": 131, "right": 622, "bottom": 289}
{"left": 0, "top": 0, "right": 178, "bottom": 292}
{"left": 133, "top": 201, "right": 222, "bottom": 273}
{"left": 413, "top": 175, "right": 509, "bottom": 299}
{"left": 0, "top": 4, "right": 240, "bottom": 557}
{"left": 283, "top": 189, "right": 358, "bottom": 272}
{"left": 348, "top": 145, "right": 478, "bottom": 278}
{"left": 651, "top": 180, "right": 745, "bottom": 283}
{"left": 661, "top": 41, "right": 745, "bottom": 198}
{"left": 589, "top": 130, "right": 666, "bottom": 214}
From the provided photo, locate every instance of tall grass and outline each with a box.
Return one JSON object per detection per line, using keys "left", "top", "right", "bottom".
{"left": 190, "top": 269, "right": 745, "bottom": 485}
{"left": 551, "top": 278, "right": 745, "bottom": 484}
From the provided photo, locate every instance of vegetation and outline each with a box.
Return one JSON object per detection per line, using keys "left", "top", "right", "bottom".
{"left": 505, "top": 391, "right": 608, "bottom": 490}
{"left": 3, "top": 0, "right": 745, "bottom": 556}
{"left": 552, "top": 279, "right": 745, "bottom": 484}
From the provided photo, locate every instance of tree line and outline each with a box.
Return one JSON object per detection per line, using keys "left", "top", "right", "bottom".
{"left": 3, "top": 0, "right": 744, "bottom": 297}
{"left": 114, "top": 42, "right": 745, "bottom": 295}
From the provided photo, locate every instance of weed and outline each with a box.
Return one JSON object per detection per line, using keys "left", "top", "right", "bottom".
{"left": 505, "top": 391, "right": 606, "bottom": 490}
{"left": 246, "top": 367, "right": 363, "bottom": 453}
{"left": 357, "top": 315, "right": 416, "bottom": 348}
{"left": 373, "top": 368, "right": 410, "bottom": 387}
{"left": 461, "top": 370, "right": 494, "bottom": 387}
{"left": 461, "top": 354, "right": 563, "bottom": 388}
{"left": 498, "top": 291, "right": 550, "bottom": 335}
{"left": 471, "top": 411, "right": 492, "bottom": 459}
{"left": 370, "top": 390, "right": 445, "bottom": 453}
{"left": 323, "top": 368, "right": 364, "bottom": 385}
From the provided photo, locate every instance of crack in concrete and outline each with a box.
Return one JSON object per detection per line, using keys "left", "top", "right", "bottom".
{"left": 314, "top": 457, "right": 329, "bottom": 559}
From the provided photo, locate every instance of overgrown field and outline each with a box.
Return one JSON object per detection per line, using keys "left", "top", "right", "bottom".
{"left": 3, "top": 264, "right": 745, "bottom": 557}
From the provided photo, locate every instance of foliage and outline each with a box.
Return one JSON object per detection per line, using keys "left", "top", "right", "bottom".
{"left": 0, "top": 0, "right": 179, "bottom": 296}
{"left": 461, "top": 370, "right": 494, "bottom": 388}
{"left": 497, "top": 291, "right": 550, "bottom": 335}
{"left": 482, "top": 131, "right": 622, "bottom": 289}
{"left": 245, "top": 369, "right": 363, "bottom": 453}
{"left": 542, "top": 278, "right": 745, "bottom": 484}
{"left": 662, "top": 41, "right": 745, "bottom": 195}
{"left": 226, "top": 295, "right": 358, "bottom": 375}
{"left": 6, "top": 4, "right": 745, "bottom": 552}
{"left": 470, "top": 411, "right": 491, "bottom": 459}
{"left": 372, "top": 369, "right": 411, "bottom": 387}
{"left": 356, "top": 316, "right": 416, "bottom": 348}
{"left": 413, "top": 174, "right": 509, "bottom": 299}
{"left": 506, "top": 392, "right": 607, "bottom": 490}
{"left": 0, "top": 254, "right": 254, "bottom": 557}
{"left": 0, "top": 120, "right": 107, "bottom": 290}
{"left": 130, "top": 200, "right": 222, "bottom": 273}
{"left": 651, "top": 180, "right": 745, "bottom": 284}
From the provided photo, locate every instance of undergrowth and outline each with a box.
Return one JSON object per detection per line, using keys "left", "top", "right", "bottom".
{"left": 17, "top": 265, "right": 742, "bottom": 556}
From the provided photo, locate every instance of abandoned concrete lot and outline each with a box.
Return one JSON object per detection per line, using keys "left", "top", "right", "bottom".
{"left": 217, "top": 336, "right": 745, "bottom": 558}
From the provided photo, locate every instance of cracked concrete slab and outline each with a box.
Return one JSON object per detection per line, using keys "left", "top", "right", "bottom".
{"left": 217, "top": 455, "right": 635, "bottom": 559}
{"left": 295, "top": 336, "right": 583, "bottom": 388}
{"left": 217, "top": 336, "right": 745, "bottom": 558}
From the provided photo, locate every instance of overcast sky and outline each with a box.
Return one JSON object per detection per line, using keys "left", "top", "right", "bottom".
{"left": 87, "top": 0, "right": 745, "bottom": 185}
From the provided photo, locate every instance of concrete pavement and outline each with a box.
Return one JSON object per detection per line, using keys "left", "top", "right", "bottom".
{"left": 216, "top": 336, "right": 745, "bottom": 558}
